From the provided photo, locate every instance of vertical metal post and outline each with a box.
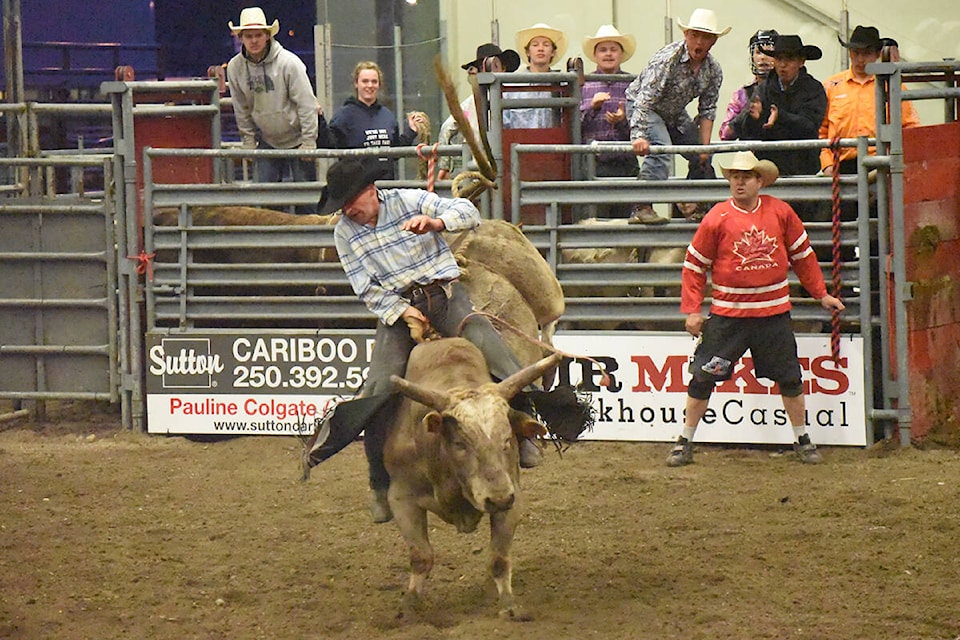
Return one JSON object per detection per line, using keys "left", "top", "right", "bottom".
{"left": 314, "top": 23, "right": 333, "bottom": 112}
{"left": 855, "top": 137, "right": 879, "bottom": 443}
{"left": 3, "top": 0, "right": 25, "bottom": 159}
{"left": 510, "top": 143, "right": 520, "bottom": 225}
{"left": 393, "top": 23, "right": 405, "bottom": 180}
{"left": 664, "top": 0, "right": 676, "bottom": 45}
{"left": 103, "top": 82, "right": 145, "bottom": 432}
{"left": 483, "top": 74, "right": 505, "bottom": 220}
{"left": 209, "top": 83, "right": 222, "bottom": 182}
{"left": 884, "top": 72, "right": 912, "bottom": 447}
{"left": 839, "top": 7, "right": 849, "bottom": 71}
{"left": 102, "top": 158, "right": 121, "bottom": 403}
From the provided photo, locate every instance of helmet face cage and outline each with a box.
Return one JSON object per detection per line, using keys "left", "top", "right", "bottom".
{"left": 749, "top": 29, "right": 778, "bottom": 76}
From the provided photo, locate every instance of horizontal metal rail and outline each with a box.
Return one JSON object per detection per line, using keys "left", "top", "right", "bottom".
{"left": 0, "top": 344, "right": 110, "bottom": 356}
{"left": 0, "top": 298, "right": 110, "bottom": 308}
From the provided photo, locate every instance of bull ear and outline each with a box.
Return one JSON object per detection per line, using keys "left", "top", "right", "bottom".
{"left": 496, "top": 353, "right": 563, "bottom": 400}
{"left": 509, "top": 410, "right": 548, "bottom": 439}
{"left": 423, "top": 411, "right": 444, "bottom": 433}
{"left": 390, "top": 374, "right": 451, "bottom": 411}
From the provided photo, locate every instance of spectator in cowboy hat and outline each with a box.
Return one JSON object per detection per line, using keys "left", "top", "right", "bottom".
{"left": 226, "top": 7, "right": 319, "bottom": 207}
{"left": 625, "top": 8, "right": 729, "bottom": 225}
{"left": 503, "top": 23, "right": 568, "bottom": 129}
{"left": 667, "top": 150, "right": 844, "bottom": 467}
{"left": 819, "top": 25, "right": 920, "bottom": 179}
{"left": 307, "top": 157, "right": 548, "bottom": 521}
{"left": 437, "top": 43, "right": 521, "bottom": 179}
{"left": 580, "top": 25, "right": 639, "bottom": 217}
{"left": 727, "top": 33, "right": 827, "bottom": 221}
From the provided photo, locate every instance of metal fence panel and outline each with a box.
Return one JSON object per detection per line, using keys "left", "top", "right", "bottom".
{"left": 0, "top": 184, "right": 119, "bottom": 402}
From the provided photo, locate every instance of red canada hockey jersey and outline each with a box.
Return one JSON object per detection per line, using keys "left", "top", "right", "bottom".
{"left": 681, "top": 195, "right": 828, "bottom": 317}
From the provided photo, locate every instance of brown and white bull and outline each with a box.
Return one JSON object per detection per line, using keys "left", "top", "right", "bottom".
{"left": 385, "top": 337, "right": 560, "bottom": 618}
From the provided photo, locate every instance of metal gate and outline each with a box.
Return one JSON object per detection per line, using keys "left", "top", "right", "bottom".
{"left": 0, "top": 156, "right": 121, "bottom": 418}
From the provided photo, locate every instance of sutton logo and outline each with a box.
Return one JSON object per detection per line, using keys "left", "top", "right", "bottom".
{"left": 148, "top": 338, "right": 224, "bottom": 389}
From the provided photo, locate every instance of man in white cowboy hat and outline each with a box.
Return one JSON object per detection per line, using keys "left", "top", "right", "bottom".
{"left": 437, "top": 43, "right": 521, "bottom": 179}
{"left": 304, "top": 157, "right": 554, "bottom": 521}
{"left": 819, "top": 25, "right": 920, "bottom": 178}
{"left": 667, "top": 150, "right": 845, "bottom": 467}
{"left": 625, "top": 8, "right": 729, "bottom": 225}
{"left": 503, "top": 23, "right": 568, "bottom": 129}
{"left": 226, "top": 7, "right": 319, "bottom": 202}
{"left": 580, "top": 25, "right": 638, "bottom": 217}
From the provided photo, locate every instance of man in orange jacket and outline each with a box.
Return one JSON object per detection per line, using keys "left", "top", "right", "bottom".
{"left": 819, "top": 25, "right": 920, "bottom": 177}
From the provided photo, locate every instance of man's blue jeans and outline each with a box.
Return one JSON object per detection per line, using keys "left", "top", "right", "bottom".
{"left": 638, "top": 112, "right": 703, "bottom": 182}
{"left": 254, "top": 142, "right": 317, "bottom": 214}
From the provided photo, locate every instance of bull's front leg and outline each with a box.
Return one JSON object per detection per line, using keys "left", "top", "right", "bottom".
{"left": 390, "top": 495, "right": 433, "bottom": 614}
{"left": 489, "top": 507, "right": 530, "bottom": 621}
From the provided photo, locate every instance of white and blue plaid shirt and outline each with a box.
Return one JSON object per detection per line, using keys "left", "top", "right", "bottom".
{"left": 334, "top": 189, "right": 479, "bottom": 325}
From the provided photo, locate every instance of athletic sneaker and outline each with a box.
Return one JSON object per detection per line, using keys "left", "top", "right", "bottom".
{"left": 794, "top": 434, "right": 823, "bottom": 464}
{"left": 665, "top": 436, "right": 694, "bottom": 467}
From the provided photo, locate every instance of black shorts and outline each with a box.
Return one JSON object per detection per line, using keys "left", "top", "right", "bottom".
{"left": 689, "top": 313, "right": 801, "bottom": 387}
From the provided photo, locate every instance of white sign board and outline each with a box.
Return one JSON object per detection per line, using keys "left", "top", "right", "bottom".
{"left": 550, "top": 333, "right": 866, "bottom": 446}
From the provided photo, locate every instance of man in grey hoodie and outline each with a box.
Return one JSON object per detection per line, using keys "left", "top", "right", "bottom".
{"left": 226, "top": 7, "right": 319, "bottom": 198}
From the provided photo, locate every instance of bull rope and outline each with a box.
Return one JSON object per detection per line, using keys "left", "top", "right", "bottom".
{"left": 451, "top": 170, "right": 497, "bottom": 201}
{"left": 829, "top": 137, "right": 843, "bottom": 363}
{"left": 455, "top": 310, "right": 611, "bottom": 388}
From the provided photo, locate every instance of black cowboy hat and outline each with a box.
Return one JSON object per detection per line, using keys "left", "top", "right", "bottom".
{"left": 461, "top": 43, "right": 521, "bottom": 72}
{"left": 772, "top": 34, "right": 822, "bottom": 61}
{"left": 838, "top": 25, "right": 883, "bottom": 51}
{"left": 318, "top": 157, "right": 383, "bottom": 215}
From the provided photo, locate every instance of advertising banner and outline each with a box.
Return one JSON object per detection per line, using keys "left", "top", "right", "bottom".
{"left": 145, "top": 333, "right": 374, "bottom": 436}
{"left": 551, "top": 333, "right": 866, "bottom": 446}
{"left": 145, "top": 332, "right": 866, "bottom": 445}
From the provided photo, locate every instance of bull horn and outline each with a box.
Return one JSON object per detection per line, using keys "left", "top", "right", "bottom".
{"left": 390, "top": 374, "right": 451, "bottom": 412}
{"left": 496, "top": 353, "right": 563, "bottom": 400}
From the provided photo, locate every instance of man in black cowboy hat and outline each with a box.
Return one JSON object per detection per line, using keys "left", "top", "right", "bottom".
{"left": 819, "top": 25, "right": 920, "bottom": 177}
{"left": 303, "top": 157, "right": 544, "bottom": 522}
{"left": 437, "top": 43, "right": 521, "bottom": 179}
{"left": 727, "top": 34, "right": 827, "bottom": 186}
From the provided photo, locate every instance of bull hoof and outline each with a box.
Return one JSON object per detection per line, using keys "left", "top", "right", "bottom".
{"left": 398, "top": 590, "right": 424, "bottom": 620}
{"left": 299, "top": 447, "right": 312, "bottom": 483}
{"left": 497, "top": 604, "right": 533, "bottom": 622}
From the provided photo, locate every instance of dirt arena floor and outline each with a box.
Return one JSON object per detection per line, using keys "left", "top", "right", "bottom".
{"left": 1, "top": 400, "right": 959, "bottom": 640}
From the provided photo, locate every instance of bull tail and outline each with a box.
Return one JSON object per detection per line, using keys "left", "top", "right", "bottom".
{"left": 522, "top": 386, "right": 595, "bottom": 445}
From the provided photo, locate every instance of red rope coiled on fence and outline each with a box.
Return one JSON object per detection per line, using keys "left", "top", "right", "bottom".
{"left": 829, "top": 137, "right": 843, "bottom": 363}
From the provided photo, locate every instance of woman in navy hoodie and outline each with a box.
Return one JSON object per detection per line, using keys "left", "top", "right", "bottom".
{"left": 321, "top": 61, "right": 424, "bottom": 180}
